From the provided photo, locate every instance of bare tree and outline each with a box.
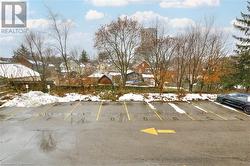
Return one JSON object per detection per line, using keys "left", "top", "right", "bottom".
{"left": 47, "top": 8, "right": 72, "bottom": 79}
{"left": 95, "top": 17, "right": 141, "bottom": 87}
{"left": 24, "top": 31, "right": 51, "bottom": 90}
{"left": 185, "top": 20, "right": 215, "bottom": 92}
{"left": 173, "top": 34, "right": 193, "bottom": 91}
{"left": 138, "top": 21, "right": 176, "bottom": 90}
{"left": 199, "top": 30, "right": 228, "bottom": 91}
{"left": 70, "top": 48, "right": 84, "bottom": 75}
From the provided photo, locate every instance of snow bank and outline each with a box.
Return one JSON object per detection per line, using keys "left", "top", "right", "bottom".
{"left": 118, "top": 93, "right": 144, "bottom": 101}
{"left": 3, "top": 91, "right": 101, "bottom": 107}
{"left": 119, "top": 93, "right": 217, "bottom": 102}
{"left": 3, "top": 91, "right": 217, "bottom": 108}
{"left": 182, "top": 94, "right": 217, "bottom": 101}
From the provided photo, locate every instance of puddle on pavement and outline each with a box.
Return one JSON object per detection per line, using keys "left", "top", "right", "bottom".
{"left": 39, "top": 131, "right": 57, "bottom": 152}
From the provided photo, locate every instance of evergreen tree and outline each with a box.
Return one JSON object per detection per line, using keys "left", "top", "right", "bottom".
{"left": 233, "top": 1, "right": 250, "bottom": 92}
{"left": 80, "top": 49, "right": 89, "bottom": 63}
{"left": 13, "top": 44, "right": 30, "bottom": 62}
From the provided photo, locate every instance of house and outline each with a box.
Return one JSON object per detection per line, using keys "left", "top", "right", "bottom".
{"left": 126, "top": 71, "right": 144, "bottom": 85}
{"left": 60, "top": 60, "right": 85, "bottom": 74}
{"left": 0, "top": 63, "right": 40, "bottom": 81}
{"left": 142, "top": 74, "right": 155, "bottom": 86}
{"left": 97, "top": 62, "right": 113, "bottom": 72}
{"left": 0, "top": 57, "right": 13, "bottom": 63}
{"left": 98, "top": 75, "right": 113, "bottom": 85}
{"left": 133, "top": 61, "right": 151, "bottom": 74}
{"left": 82, "top": 72, "right": 113, "bottom": 85}
{"left": 108, "top": 71, "right": 121, "bottom": 85}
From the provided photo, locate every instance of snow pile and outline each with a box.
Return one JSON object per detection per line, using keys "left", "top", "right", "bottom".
{"left": 2, "top": 91, "right": 59, "bottom": 107}
{"left": 3, "top": 91, "right": 101, "bottom": 107}
{"left": 59, "top": 93, "right": 100, "bottom": 102}
{"left": 118, "top": 93, "right": 144, "bottom": 101}
{"left": 119, "top": 93, "right": 217, "bottom": 102}
{"left": 147, "top": 93, "right": 178, "bottom": 102}
{"left": 3, "top": 91, "right": 217, "bottom": 108}
{"left": 182, "top": 94, "right": 217, "bottom": 101}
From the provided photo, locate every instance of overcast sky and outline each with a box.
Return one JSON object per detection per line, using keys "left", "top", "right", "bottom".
{"left": 0, "top": 0, "right": 247, "bottom": 58}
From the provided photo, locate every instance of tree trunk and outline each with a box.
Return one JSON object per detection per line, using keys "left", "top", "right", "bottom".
{"left": 246, "top": 86, "right": 250, "bottom": 93}
{"left": 189, "top": 83, "right": 193, "bottom": 93}
{"left": 121, "top": 74, "right": 127, "bottom": 88}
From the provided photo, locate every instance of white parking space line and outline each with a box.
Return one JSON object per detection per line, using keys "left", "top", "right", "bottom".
{"left": 192, "top": 104, "right": 228, "bottom": 120}
{"left": 168, "top": 103, "right": 186, "bottom": 114}
{"left": 192, "top": 105, "right": 208, "bottom": 113}
{"left": 168, "top": 103, "right": 194, "bottom": 120}
{"left": 214, "top": 102, "right": 250, "bottom": 117}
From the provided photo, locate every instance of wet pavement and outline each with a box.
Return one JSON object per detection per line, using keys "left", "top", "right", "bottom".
{"left": 0, "top": 101, "right": 250, "bottom": 166}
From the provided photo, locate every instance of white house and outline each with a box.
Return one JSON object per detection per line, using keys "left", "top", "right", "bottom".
{"left": 60, "top": 60, "right": 85, "bottom": 74}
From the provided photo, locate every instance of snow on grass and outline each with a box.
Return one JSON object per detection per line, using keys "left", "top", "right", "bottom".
{"left": 147, "top": 93, "right": 177, "bottom": 102}
{"left": 3, "top": 91, "right": 217, "bottom": 108}
{"left": 118, "top": 93, "right": 144, "bottom": 101}
{"left": 119, "top": 93, "right": 217, "bottom": 102}
{"left": 182, "top": 94, "right": 217, "bottom": 101}
{"left": 2, "top": 91, "right": 101, "bottom": 107}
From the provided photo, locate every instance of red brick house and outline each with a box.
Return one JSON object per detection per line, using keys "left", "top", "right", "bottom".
{"left": 133, "top": 61, "right": 150, "bottom": 74}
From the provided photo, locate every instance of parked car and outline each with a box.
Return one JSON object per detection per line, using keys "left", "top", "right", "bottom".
{"left": 216, "top": 93, "right": 250, "bottom": 114}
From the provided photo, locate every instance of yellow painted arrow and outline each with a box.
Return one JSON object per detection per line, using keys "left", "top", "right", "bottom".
{"left": 141, "top": 128, "right": 176, "bottom": 135}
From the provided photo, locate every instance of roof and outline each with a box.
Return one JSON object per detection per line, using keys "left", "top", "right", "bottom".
{"left": 109, "top": 72, "right": 121, "bottom": 76}
{"left": 0, "top": 63, "right": 40, "bottom": 78}
{"left": 88, "top": 72, "right": 104, "bottom": 78}
{"left": 142, "top": 74, "right": 154, "bottom": 78}
{"left": 127, "top": 70, "right": 134, "bottom": 74}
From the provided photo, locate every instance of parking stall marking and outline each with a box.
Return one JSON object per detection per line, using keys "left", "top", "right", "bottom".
{"left": 192, "top": 105, "right": 208, "bottom": 113}
{"left": 146, "top": 103, "right": 163, "bottom": 121}
{"left": 96, "top": 101, "right": 103, "bottom": 121}
{"left": 39, "top": 105, "right": 54, "bottom": 116}
{"left": 123, "top": 101, "right": 131, "bottom": 121}
{"left": 152, "top": 109, "right": 163, "bottom": 121}
{"left": 64, "top": 102, "right": 81, "bottom": 120}
{"left": 214, "top": 102, "right": 250, "bottom": 117}
{"left": 168, "top": 103, "right": 195, "bottom": 120}
{"left": 194, "top": 104, "right": 228, "bottom": 120}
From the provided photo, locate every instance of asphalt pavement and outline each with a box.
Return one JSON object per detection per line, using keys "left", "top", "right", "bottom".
{"left": 0, "top": 101, "right": 250, "bottom": 166}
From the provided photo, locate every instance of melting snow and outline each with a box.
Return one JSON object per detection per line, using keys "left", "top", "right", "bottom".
{"left": 2, "top": 91, "right": 101, "bottom": 107}
{"left": 118, "top": 93, "right": 144, "bottom": 101}
{"left": 3, "top": 91, "right": 217, "bottom": 108}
